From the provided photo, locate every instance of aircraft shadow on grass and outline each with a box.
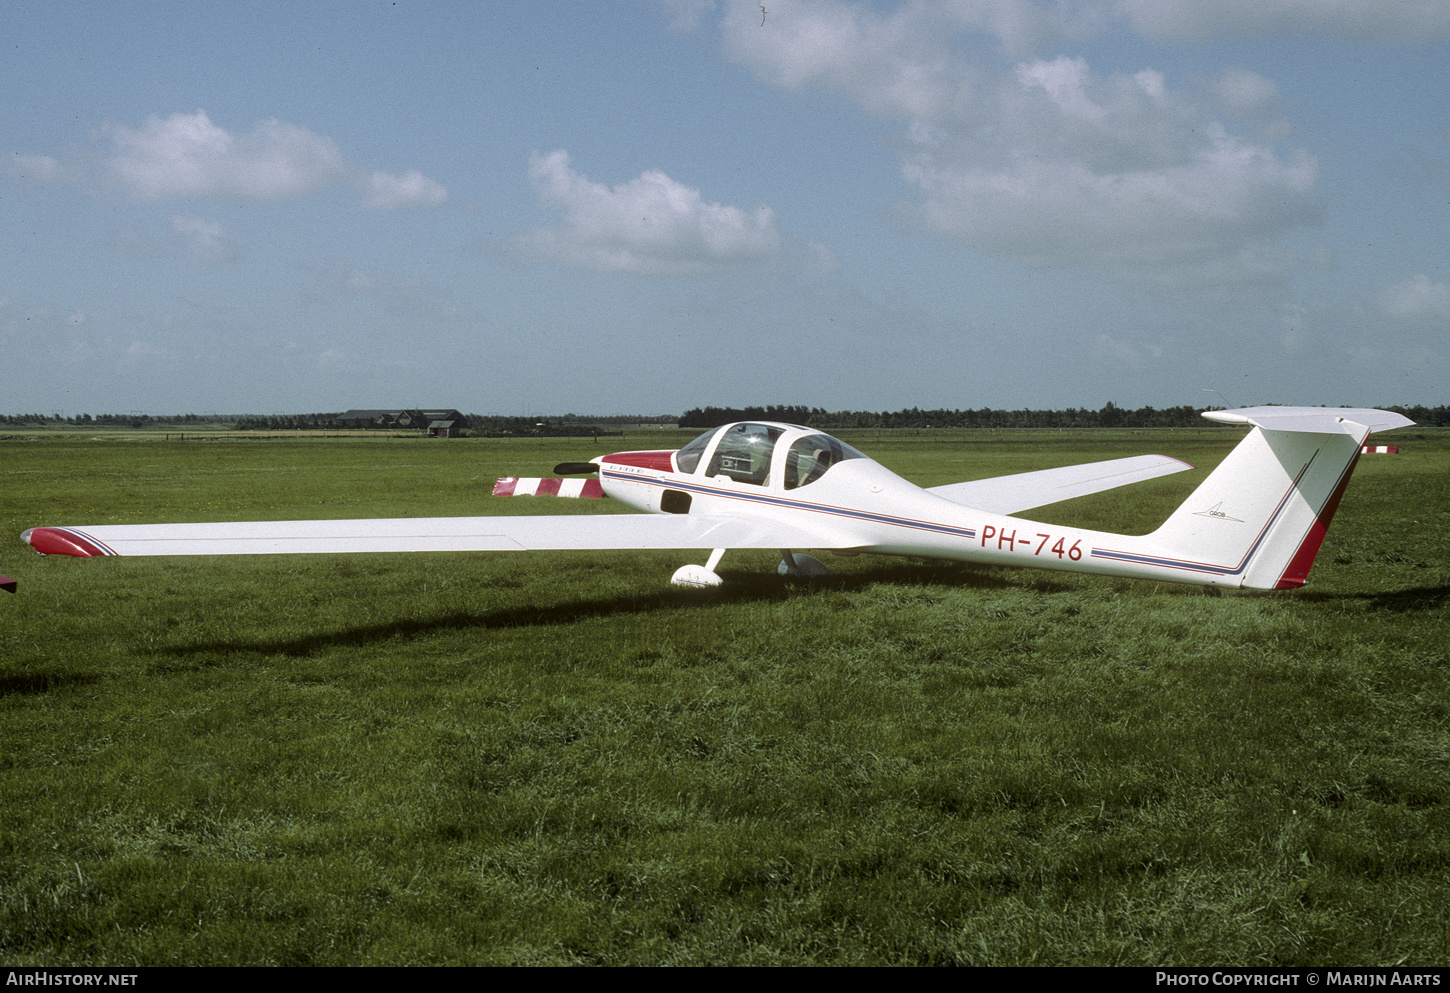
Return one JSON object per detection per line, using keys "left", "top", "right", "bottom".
{"left": 159, "top": 562, "right": 1062, "bottom": 660}
{"left": 159, "top": 572, "right": 1446, "bottom": 661}
{"left": 0, "top": 669, "right": 101, "bottom": 698}
{"left": 1301, "top": 583, "right": 1450, "bottom": 615}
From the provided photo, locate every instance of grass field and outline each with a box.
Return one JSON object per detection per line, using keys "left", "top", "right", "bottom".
{"left": 2, "top": 427, "right": 1446, "bottom": 965}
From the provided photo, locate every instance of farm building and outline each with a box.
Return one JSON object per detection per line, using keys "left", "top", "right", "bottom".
{"left": 338, "top": 409, "right": 465, "bottom": 436}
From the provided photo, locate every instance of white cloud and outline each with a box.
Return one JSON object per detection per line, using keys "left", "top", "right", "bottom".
{"left": 85, "top": 109, "right": 446, "bottom": 210}
{"left": 903, "top": 109, "right": 1319, "bottom": 276}
{"left": 720, "top": 0, "right": 971, "bottom": 119}
{"left": 516, "top": 150, "right": 780, "bottom": 274}
{"left": 718, "top": 1, "right": 1321, "bottom": 281}
{"left": 170, "top": 215, "right": 241, "bottom": 263}
{"left": 104, "top": 110, "right": 345, "bottom": 200}
{"left": 1213, "top": 67, "right": 1282, "bottom": 115}
{"left": 1379, "top": 275, "right": 1450, "bottom": 320}
{"left": 360, "top": 169, "right": 448, "bottom": 209}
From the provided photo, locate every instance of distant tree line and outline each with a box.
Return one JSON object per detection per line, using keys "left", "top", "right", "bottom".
{"left": 232, "top": 413, "right": 341, "bottom": 431}
{"left": 679, "top": 403, "right": 1450, "bottom": 429}
{"left": 540, "top": 414, "right": 678, "bottom": 426}
{"left": 462, "top": 414, "right": 672, "bottom": 437}
{"left": 678, "top": 403, "right": 1207, "bottom": 429}
{"left": 1, "top": 412, "right": 233, "bottom": 428}
{"left": 7, "top": 404, "right": 1450, "bottom": 430}
{"left": 227, "top": 413, "right": 673, "bottom": 435}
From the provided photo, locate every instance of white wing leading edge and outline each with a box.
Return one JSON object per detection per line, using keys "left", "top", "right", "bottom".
{"left": 21, "top": 513, "right": 847, "bottom": 558}
{"left": 925, "top": 454, "right": 1195, "bottom": 516}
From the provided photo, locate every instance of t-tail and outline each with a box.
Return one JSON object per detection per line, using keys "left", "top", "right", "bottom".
{"left": 1097, "top": 407, "right": 1413, "bottom": 590}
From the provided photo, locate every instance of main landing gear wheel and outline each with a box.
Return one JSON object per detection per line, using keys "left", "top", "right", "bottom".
{"left": 778, "top": 551, "right": 831, "bottom": 578}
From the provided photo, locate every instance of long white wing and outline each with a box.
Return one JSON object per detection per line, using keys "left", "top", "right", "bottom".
{"left": 925, "top": 454, "right": 1194, "bottom": 516}
{"left": 22, "top": 513, "right": 846, "bottom": 558}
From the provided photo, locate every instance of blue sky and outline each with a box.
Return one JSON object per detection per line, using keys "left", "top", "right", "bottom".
{"left": 3, "top": 0, "right": 1447, "bottom": 416}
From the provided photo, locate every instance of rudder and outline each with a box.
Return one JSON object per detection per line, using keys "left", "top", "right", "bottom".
{"left": 1149, "top": 407, "right": 1410, "bottom": 590}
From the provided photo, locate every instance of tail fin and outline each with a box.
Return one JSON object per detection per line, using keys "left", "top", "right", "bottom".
{"left": 1149, "top": 407, "right": 1412, "bottom": 590}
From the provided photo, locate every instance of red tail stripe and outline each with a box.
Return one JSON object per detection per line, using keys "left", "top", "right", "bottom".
{"left": 1275, "top": 452, "right": 1361, "bottom": 589}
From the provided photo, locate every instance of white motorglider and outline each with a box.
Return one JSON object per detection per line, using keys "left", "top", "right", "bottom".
{"left": 19, "top": 406, "right": 1411, "bottom": 592}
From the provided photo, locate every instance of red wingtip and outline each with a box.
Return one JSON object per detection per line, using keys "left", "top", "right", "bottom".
{"left": 21, "top": 527, "right": 114, "bottom": 557}
{"left": 0, "top": 575, "right": 15, "bottom": 593}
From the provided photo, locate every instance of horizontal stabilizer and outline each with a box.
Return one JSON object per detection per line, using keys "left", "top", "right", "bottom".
{"left": 928, "top": 454, "right": 1194, "bottom": 515}
{"left": 1202, "top": 406, "right": 1413, "bottom": 435}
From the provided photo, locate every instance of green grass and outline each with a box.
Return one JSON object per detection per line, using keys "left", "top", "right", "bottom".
{"left": 2, "top": 429, "right": 1447, "bottom": 965}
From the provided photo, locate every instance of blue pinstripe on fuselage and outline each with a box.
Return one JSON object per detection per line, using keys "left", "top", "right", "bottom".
{"left": 600, "top": 469, "right": 979, "bottom": 542}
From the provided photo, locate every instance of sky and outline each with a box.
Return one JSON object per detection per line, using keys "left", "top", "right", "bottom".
{"left": 3, "top": 0, "right": 1448, "bottom": 417}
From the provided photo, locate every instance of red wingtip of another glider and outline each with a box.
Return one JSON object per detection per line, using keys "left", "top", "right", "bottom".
{"left": 0, "top": 575, "right": 15, "bottom": 593}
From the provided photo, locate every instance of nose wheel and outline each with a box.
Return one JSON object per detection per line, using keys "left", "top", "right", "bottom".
{"left": 671, "top": 548, "right": 727, "bottom": 587}
{"left": 670, "top": 549, "right": 832, "bottom": 587}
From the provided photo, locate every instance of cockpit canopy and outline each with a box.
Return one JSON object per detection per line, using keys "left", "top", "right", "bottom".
{"left": 674, "top": 422, "right": 867, "bottom": 490}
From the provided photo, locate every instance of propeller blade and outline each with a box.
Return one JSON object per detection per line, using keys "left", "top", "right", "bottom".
{"left": 553, "top": 462, "right": 599, "bottom": 475}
